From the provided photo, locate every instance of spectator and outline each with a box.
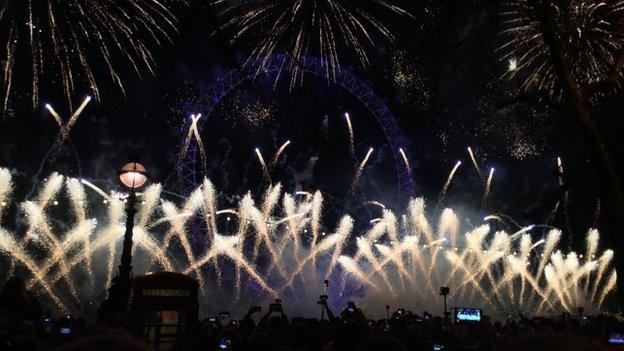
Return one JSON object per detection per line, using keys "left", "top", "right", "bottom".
{"left": 0, "top": 276, "right": 43, "bottom": 330}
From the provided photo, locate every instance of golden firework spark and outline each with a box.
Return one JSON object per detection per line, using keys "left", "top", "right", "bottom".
{"left": 0, "top": 0, "right": 181, "bottom": 113}
{"left": 44, "top": 95, "right": 91, "bottom": 140}
{"left": 399, "top": 148, "right": 410, "bottom": 172}
{"left": 213, "top": 0, "right": 411, "bottom": 87}
{"left": 499, "top": 0, "right": 624, "bottom": 96}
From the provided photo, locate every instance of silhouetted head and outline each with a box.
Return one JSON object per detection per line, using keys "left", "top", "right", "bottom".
{"left": 356, "top": 336, "right": 408, "bottom": 351}
{"left": 52, "top": 333, "right": 148, "bottom": 351}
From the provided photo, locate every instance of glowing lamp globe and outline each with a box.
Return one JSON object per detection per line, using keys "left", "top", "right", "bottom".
{"left": 118, "top": 162, "right": 148, "bottom": 190}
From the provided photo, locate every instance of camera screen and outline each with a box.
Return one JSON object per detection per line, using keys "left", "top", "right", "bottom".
{"left": 59, "top": 327, "right": 71, "bottom": 334}
{"left": 455, "top": 308, "right": 481, "bottom": 322}
{"left": 219, "top": 339, "right": 231, "bottom": 350}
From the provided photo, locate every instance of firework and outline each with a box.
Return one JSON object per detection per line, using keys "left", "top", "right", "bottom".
{"left": 45, "top": 96, "right": 91, "bottom": 140}
{"left": 482, "top": 167, "right": 495, "bottom": 210}
{"left": 269, "top": 140, "right": 291, "bottom": 172}
{"left": 213, "top": 0, "right": 411, "bottom": 86}
{"left": 177, "top": 114, "right": 206, "bottom": 173}
{"left": 399, "top": 148, "right": 410, "bottom": 173}
{"left": 366, "top": 200, "right": 386, "bottom": 210}
{"left": 467, "top": 146, "right": 483, "bottom": 178}
{"left": 0, "top": 0, "right": 180, "bottom": 113}
{"left": 191, "top": 115, "right": 207, "bottom": 174}
{"left": 351, "top": 147, "right": 374, "bottom": 193}
{"left": 238, "top": 100, "right": 275, "bottom": 126}
{"left": 557, "top": 156, "right": 564, "bottom": 186}
{"left": 0, "top": 168, "right": 616, "bottom": 316}
{"left": 439, "top": 161, "right": 462, "bottom": 205}
{"left": 345, "top": 112, "right": 355, "bottom": 160}
{"left": 79, "top": 179, "right": 110, "bottom": 202}
{"left": 391, "top": 50, "right": 433, "bottom": 110}
{"left": 255, "top": 147, "right": 271, "bottom": 184}
{"left": 499, "top": 0, "right": 624, "bottom": 96}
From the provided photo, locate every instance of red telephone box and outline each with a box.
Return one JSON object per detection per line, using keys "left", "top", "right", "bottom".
{"left": 130, "top": 272, "right": 199, "bottom": 350}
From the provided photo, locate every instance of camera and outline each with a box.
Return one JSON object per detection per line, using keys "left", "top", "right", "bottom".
{"left": 206, "top": 317, "right": 221, "bottom": 331}
{"left": 317, "top": 294, "right": 328, "bottom": 305}
{"left": 347, "top": 301, "right": 356, "bottom": 313}
{"left": 270, "top": 299, "right": 283, "bottom": 313}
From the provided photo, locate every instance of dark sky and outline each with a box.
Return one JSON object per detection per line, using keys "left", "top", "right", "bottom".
{"left": 2, "top": 0, "right": 623, "bottom": 248}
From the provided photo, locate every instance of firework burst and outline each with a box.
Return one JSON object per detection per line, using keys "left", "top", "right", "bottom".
{"left": 213, "top": 0, "right": 411, "bottom": 86}
{"left": 0, "top": 0, "right": 181, "bottom": 114}
{"left": 499, "top": 0, "right": 624, "bottom": 97}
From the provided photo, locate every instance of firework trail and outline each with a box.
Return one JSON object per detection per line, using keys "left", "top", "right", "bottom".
{"left": 350, "top": 147, "right": 374, "bottom": 194}
{"left": 482, "top": 167, "right": 495, "bottom": 211}
{"left": 554, "top": 157, "right": 573, "bottom": 247}
{"left": 0, "top": 0, "right": 180, "bottom": 112}
{"left": 45, "top": 104, "right": 64, "bottom": 132}
{"left": 345, "top": 113, "right": 355, "bottom": 161}
{"left": 438, "top": 161, "right": 462, "bottom": 210}
{"left": 255, "top": 148, "right": 271, "bottom": 185}
{"left": 65, "top": 96, "right": 91, "bottom": 137}
{"left": 190, "top": 115, "right": 207, "bottom": 174}
{"left": 28, "top": 96, "right": 91, "bottom": 197}
{"left": 80, "top": 179, "right": 110, "bottom": 202}
{"left": 45, "top": 96, "right": 92, "bottom": 140}
{"left": 399, "top": 148, "right": 411, "bottom": 173}
{"left": 214, "top": 0, "right": 411, "bottom": 87}
{"left": 269, "top": 140, "right": 291, "bottom": 172}
{"left": 557, "top": 157, "right": 564, "bottom": 186}
{"left": 467, "top": 147, "right": 483, "bottom": 179}
{"left": 177, "top": 114, "right": 206, "bottom": 173}
{"left": 366, "top": 201, "right": 386, "bottom": 210}
{"left": 594, "top": 198, "right": 601, "bottom": 227}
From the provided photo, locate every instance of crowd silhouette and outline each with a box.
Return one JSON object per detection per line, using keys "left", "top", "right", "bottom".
{"left": 1, "top": 276, "right": 623, "bottom": 350}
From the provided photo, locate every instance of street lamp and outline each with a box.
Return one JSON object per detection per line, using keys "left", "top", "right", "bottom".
{"left": 118, "top": 162, "right": 148, "bottom": 190}
{"left": 99, "top": 158, "right": 149, "bottom": 325}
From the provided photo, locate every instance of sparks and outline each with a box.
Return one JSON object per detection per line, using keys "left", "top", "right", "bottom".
{"left": 214, "top": 0, "right": 411, "bottom": 87}
{"left": 482, "top": 167, "right": 495, "bottom": 210}
{"left": 0, "top": 0, "right": 180, "bottom": 112}
{"left": 399, "top": 148, "right": 411, "bottom": 173}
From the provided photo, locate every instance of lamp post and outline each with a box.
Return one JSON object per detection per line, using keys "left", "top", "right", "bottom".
{"left": 98, "top": 159, "right": 148, "bottom": 325}
{"left": 440, "top": 286, "right": 450, "bottom": 321}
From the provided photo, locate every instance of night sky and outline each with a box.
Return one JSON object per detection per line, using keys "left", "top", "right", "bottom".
{"left": 2, "top": 0, "right": 623, "bottom": 250}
